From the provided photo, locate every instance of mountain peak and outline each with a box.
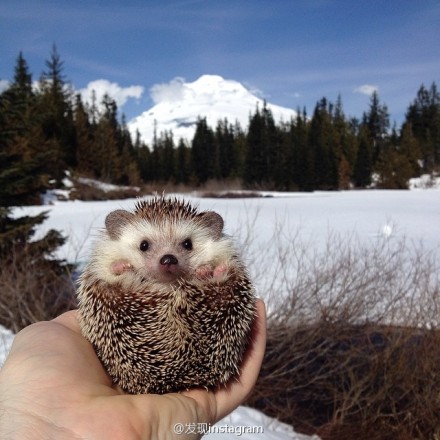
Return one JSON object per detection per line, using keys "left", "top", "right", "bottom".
{"left": 128, "top": 75, "right": 296, "bottom": 144}
{"left": 192, "top": 74, "right": 225, "bottom": 85}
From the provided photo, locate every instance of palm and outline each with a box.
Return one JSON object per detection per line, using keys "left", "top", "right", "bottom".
{"left": 0, "top": 301, "right": 266, "bottom": 439}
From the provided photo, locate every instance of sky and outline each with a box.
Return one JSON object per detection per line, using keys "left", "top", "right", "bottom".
{"left": 1, "top": 0, "right": 439, "bottom": 127}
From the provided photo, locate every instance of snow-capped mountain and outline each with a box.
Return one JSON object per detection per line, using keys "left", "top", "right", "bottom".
{"left": 128, "top": 75, "right": 297, "bottom": 145}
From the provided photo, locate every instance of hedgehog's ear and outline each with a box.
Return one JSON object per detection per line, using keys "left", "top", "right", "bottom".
{"left": 199, "top": 211, "right": 224, "bottom": 239}
{"left": 105, "top": 209, "right": 135, "bottom": 240}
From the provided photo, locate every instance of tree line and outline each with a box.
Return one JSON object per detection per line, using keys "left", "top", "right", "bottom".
{"left": 1, "top": 47, "right": 440, "bottom": 205}
{"left": 190, "top": 87, "right": 439, "bottom": 191}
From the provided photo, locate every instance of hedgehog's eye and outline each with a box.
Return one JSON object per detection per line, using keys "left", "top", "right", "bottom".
{"left": 139, "top": 240, "right": 149, "bottom": 252}
{"left": 182, "top": 238, "right": 193, "bottom": 251}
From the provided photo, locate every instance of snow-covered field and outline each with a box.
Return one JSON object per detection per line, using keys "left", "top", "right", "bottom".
{"left": 11, "top": 187, "right": 440, "bottom": 299}
{"left": 2, "top": 185, "right": 439, "bottom": 439}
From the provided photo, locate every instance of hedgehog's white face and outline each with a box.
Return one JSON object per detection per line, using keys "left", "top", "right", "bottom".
{"left": 91, "top": 205, "right": 236, "bottom": 288}
{"left": 116, "top": 218, "right": 222, "bottom": 283}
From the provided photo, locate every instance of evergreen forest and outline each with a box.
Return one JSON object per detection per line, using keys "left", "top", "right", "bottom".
{"left": 1, "top": 48, "right": 440, "bottom": 206}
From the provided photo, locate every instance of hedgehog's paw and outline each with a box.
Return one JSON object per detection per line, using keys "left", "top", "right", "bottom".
{"left": 111, "top": 260, "right": 133, "bottom": 275}
{"left": 195, "top": 264, "right": 214, "bottom": 279}
{"left": 195, "top": 263, "right": 228, "bottom": 280}
{"left": 212, "top": 264, "right": 228, "bottom": 279}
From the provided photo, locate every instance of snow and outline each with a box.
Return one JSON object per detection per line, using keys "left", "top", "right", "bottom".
{"left": 204, "top": 406, "right": 320, "bottom": 439}
{"left": 3, "top": 186, "right": 440, "bottom": 438}
{"left": 14, "top": 188, "right": 440, "bottom": 277}
{"left": 0, "top": 325, "right": 14, "bottom": 368}
{"left": 409, "top": 173, "right": 440, "bottom": 189}
{"left": 77, "top": 177, "right": 141, "bottom": 193}
{"left": 128, "top": 75, "right": 297, "bottom": 144}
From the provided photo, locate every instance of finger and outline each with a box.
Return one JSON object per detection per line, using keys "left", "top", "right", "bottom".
{"left": 52, "top": 309, "right": 81, "bottom": 334}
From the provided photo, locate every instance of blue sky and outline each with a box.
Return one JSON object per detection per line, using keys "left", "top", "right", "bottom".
{"left": 1, "top": 0, "right": 439, "bottom": 126}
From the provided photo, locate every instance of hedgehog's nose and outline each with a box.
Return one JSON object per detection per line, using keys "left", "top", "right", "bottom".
{"left": 160, "top": 254, "right": 178, "bottom": 266}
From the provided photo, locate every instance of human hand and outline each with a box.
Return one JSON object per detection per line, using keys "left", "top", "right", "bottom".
{"left": 0, "top": 299, "right": 266, "bottom": 440}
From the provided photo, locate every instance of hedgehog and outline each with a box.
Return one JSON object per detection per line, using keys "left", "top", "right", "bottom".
{"left": 77, "top": 196, "right": 256, "bottom": 395}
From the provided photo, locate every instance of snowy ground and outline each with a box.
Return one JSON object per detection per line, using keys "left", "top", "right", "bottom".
{"left": 2, "top": 184, "right": 439, "bottom": 438}
{"left": 11, "top": 186, "right": 440, "bottom": 303}
{"left": 0, "top": 325, "right": 14, "bottom": 368}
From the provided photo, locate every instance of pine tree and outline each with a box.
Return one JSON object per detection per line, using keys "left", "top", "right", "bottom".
{"left": 191, "top": 117, "right": 215, "bottom": 185}
{"left": 0, "top": 52, "right": 35, "bottom": 149}
{"left": 244, "top": 103, "right": 278, "bottom": 188}
{"left": 0, "top": 53, "right": 51, "bottom": 203}
{"left": 404, "top": 82, "right": 440, "bottom": 171}
{"left": 363, "top": 91, "right": 390, "bottom": 164}
{"left": 272, "top": 123, "right": 294, "bottom": 190}
{"left": 175, "top": 138, "right": 191, "bottom": 185}
{"left": 38, "top": 45, "right": 75, "bottom": 182}
{"left": 232, "top": 121, "right": 246, "bottom": 179}
{"left": 399, "top": 122, "right": 422, "bottom": 176}
{"left": 0, "top": 51, "right": 80, "bottom": 329}
{"left": 215, "top": 119, "right": 236, "bottom": 179}
{"left": 73, "top": 94, "right": 95, "bottom": 176}
{"left": 148, "top": 123, "right": 161, "bottom": 181}
{"left": 117, "top": 115, "right": 140, "bottom": 185}
{"left": 243, "top": 106, "right": 264, "bottom": 186}
{"left": 338, "top": 155, "right": 352, "bottom": 190}
{"left": 308, "top": 98, "right": 339, "bottom": 190}
{"left": 0, "top": 151, "right": 75, "bottom": 331}
{"left": 0, "top": 152, "right": 63, "bottom": 258}
{"left": 332, "top": 95, "right": 356, "bottom": 188}
{"left": 353, "top": 126, "right": 373, "bottom": 187}
{"left": 135, "top": 132, "right": 153, "bottom": 182}
{"left": 375, "top": 146, "right": 413, "bottom": 189}
{"left": 94, "top": 95, "right": 121, "bottom": 182}
{"left": 11, "top": 52, "right": 33, "bottom": 100}
{"left": 292, "top": 109, "right": 313, "bottom": 191}
{"left": 159, "top": 130, "right": 175, "bottom": 182}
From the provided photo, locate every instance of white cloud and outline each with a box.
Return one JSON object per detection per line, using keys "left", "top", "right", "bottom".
{"left": 0, "top": 79, "right": 10, "bottom": 92}
{"left": 353, "top": 84, "right": 379, "bottom": 96}
{"left": 150, "top": 77, "right": 185, "bottom": 104}
{"left": 79, "top": 79, "right": 144, "bottom": 109}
